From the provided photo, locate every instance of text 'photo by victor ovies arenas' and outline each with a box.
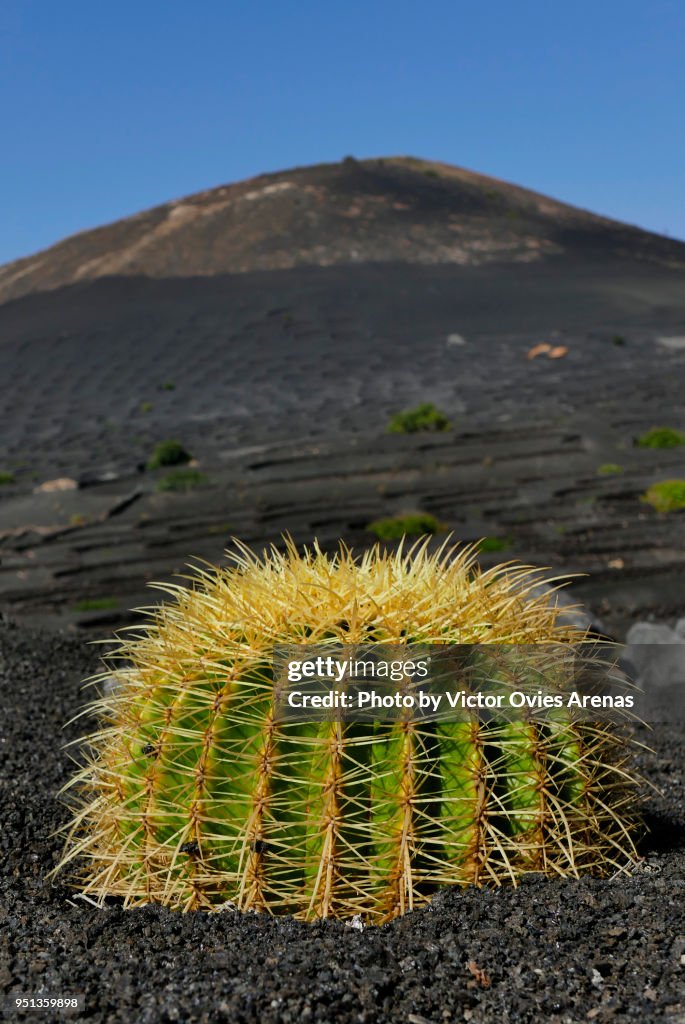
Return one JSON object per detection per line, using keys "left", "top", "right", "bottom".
{"left": 0, "top": 3, "right": 684, "bottom": 1022}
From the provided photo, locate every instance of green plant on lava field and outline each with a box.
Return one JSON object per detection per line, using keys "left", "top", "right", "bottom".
{"left": 156, "top": 469, "right": 208, "bottom": 492}
{"left": 597, "top": 464, "right": 623, "bottom": 476}
{"left": 0, "top": 470, "right": 15, "bottom": 485}
{"left": 635, "top": 427, "right": 685, "bottom": 449}
{"left": 366, "top": 513, "right": 445, "bottom": 541}
{"left": 641, "top": 479, "right": 685, "bottom": 513}
{"left": 147, "top": 439, "right": 192, "bottom": 470}
{"left": 387, "top": 403, "right": 451, "bottom": 434}
{"left": 476, "top": 536, "right": 512, "bottom": 553}
{"left": 56, "top": 540, "right": 642, "bottom": 923}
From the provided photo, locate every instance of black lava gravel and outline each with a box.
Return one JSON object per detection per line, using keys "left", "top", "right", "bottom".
{"left": 1, "top": 618, "right": 683, "bottom": 1024}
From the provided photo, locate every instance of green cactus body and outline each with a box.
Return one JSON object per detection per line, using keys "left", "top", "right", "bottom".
{"left": 59, "top": 540, "right": 642, "bottom": 922}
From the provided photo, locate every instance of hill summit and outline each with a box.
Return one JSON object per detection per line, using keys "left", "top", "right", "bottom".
{"left": 1, "top": 156, "right": 684, "bottom": 305}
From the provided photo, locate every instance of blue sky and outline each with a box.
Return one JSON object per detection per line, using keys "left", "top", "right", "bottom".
{"left": 1, "top": 0, "right": 683, "bottom": 264}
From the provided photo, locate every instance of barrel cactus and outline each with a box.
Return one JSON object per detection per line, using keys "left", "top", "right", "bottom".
{"left": 58, "top": 539, "right": 642, "bottom": 922}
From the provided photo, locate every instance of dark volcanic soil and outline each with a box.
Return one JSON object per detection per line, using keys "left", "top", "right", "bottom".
{"left": 1, "top": 620, "right": 684, "bottom": 1024}
{"left": 0, "top": 260, "right": 684, "bottom": 638}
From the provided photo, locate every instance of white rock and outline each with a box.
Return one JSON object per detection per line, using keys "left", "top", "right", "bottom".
{"left": 625, "top": 622, "right": 681, "bottom": 646}
{"left": 657, "top": 336, "right": 685, "bottom": 350}
{"left": 624, "top": 621, "right": 685, "bottom": 688}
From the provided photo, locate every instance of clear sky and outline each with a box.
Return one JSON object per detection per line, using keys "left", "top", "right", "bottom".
{"left": 1, "top": 0, "right": 683, "bottom": 265}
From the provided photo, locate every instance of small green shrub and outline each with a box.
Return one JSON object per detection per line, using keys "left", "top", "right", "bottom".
{"left": 0, "top": 471, "right": 15, "bottom": 485}
{"left": 161, "top": 381, "right": 176, "bottom": 391}
{"left": 641, "top": 480, "right": 685, "bottom": 513}
{"left": 157, "top": 469, "right": 208, "bottom": 492}
{"left": 612, "top": 334, "right": 626, "bottom": 346}
{"left": 387, "top": 403, "right": 451, "bottom": 434}
{"left": 140, "top": 401, "right": 154, "bottom": 414}
{"left": 597, "top": 463, "right": 623, "bottom": 476}
{"left": 477, "top": 536, "right": 512, "bottom": 553}
{"left": 366, "top": 513, "right": 444, "bottom": 541}
{"left": 74, "top": 597, "right": 119, "bottom": 613}
{"left": 636, "top": 427, "right": 685, "bottom": 449}
{"left": 148, "top": 440, "right": 192, "bottom": 470}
